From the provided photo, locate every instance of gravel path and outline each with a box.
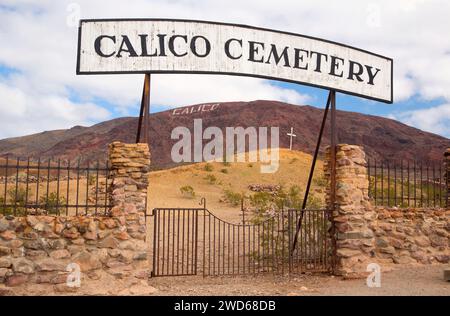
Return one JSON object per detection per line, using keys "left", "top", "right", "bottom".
{"left": 150, "top": 264, "right": 449, "bottom": 296}
{"left": 1, "top": 264, "right": 448, "bottom": 296}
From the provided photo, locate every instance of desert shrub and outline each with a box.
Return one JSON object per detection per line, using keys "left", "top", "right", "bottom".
{"left": 289, "top": 157, "right": 298, "bottom": 164}
{"left": 204, "top": 163, "right": 214, "bottom": 172}
{"left": 247, "top": 185, "right": 324, "bottom": 265}
{"left": 313, "top": 175, "right": 327, "bottom": 187}
{"left": 222, "top": 189, "right": 243, "bottom": 206}
{"left": 220, "top": 168, "right": 229, "bottom": 174}
{"left": 180, "top": 185, "right": 196, "bottom": 198}
{"left": 88, "top": 175, "right": 97, "bottom": 186}
{"left": 39, "top": 192, "right": 67, "bottom": 215}
{"left": 247, "top": 163, "right": 253, "bottom": 168}
{"left": 204, "top": 174, "right": 217, "bottom": 184}
{"left": 1, "top": 187, "right": 31, "bottom": 216}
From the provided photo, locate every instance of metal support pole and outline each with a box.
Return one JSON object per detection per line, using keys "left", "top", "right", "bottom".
{"left": 291, "top": 91, "right": 332, "bottom": 254}
{"left": 329, "top": 90, "right": 337, "bottom": 273}
{"left": 136, "top": 73, "right": 151, "bottom": 143}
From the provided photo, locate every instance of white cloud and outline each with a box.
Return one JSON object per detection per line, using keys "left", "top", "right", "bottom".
{"left": 0, "top": 82, "right": 110, "bottom": 138}
{"left": 388, "top": 103, "right": 450, "bottom": 137}
{"left": 0, "top": 0, "right": 449, "bottom": 137}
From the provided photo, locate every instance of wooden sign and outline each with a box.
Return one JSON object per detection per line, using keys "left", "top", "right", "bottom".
{"left": 77, "top": 19, "right": 393, "bottom": 103}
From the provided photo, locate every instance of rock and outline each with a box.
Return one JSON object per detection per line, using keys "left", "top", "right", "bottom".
{"left": 0, "top": 268, "right": 11, "bottom": 279}
{"left": 35, "top": 272, "right": 68, "bottom": 284}
{"left": 6, "top": 274, "right": 28, "bottom": 287}
{"left": 133, "top": 252, "right": 147, "bottom": 260}
{"left": 23, "top": 240, "right": 43, "bottom": 250}
{"left": 54, "top": 284, "right": 79, "bottom": 293}
{"left": 375, "top": 238, "right": 389, "bottom": 248}
{"left": 8, "top": 239, "right": 23, "bottom": 248}
{"left": 433, "top": 228, "right": 448, "bottom": 237}
{"left": 71, "top": 238, "right": 85, "bottom": 245}
{"left": 87, "top": 270, "right": 102, "bottom": 280}
{"left": 25, "top": 250, "right": 47, "bottom": 258}
{"left": 0, "top": 246, "right": 11, "bottom": 256}
{"left": 33, "top": 222, "right": 47, "bottom": 232}
{"left": 50, "top": 249, "right": 71, "bottom": 260}
{"left": 393, "top": 255, "right": 416, "bottom": 264}
{"left": 106, "top": 260, "right": 127, "bottom": 269}
{"left": 0, "top": 258, "right": 12, "bottom": 268}
{"left": 434, "top": 254, "right": 450, "bottom": 263}
{"left": 134, "top": 270, "right": 149, "bottom": 279}
{"left": 36, "top": 259, "right": 67, "bottom": 272}
{"left": 380, "top": 246, "right": 396, "bottom": 255}
{"left": 411, "top": 251, "right": 430, "bottom": 264}
{"left": 26, "top": 216, "right": 39, "bottom": 227}
{"left": 63, "top": 227, "right": 80, "bottom": 239}
{"left": 83, "top": 231, "right": 97, "bottom": 240}
{"left": 107, "top": 266, "right": 132, "bottom": 279}
{"left": 414, "top": 236, "right": 431, "bottom": 247}
{"left": 119, "top": 240, "right": 136, "bottom": 251}
{"left": 0, "top": 219, "right": 9, "bottom": 232}
{"left": 67, "top": 245, "right": 83, "bottom": 255}
{"left": 72, "top": 251, "right": 102, "bottom": 272}
{"left": 12, "top": 258, "right": 35, "bottom": 274}
{"left": 389, "top": 238, "right": 404, "bottom": 249}
{"left": 98, "top": 236, "right": 119, "bottom": 249}
{"left": 0, "top": 230, "right": 15, "bottom": 240}
{"left": 299, "top": 286, "right": 308, "bottom": 291}
{"left": 337, "top": 248, "right": 361, "bottom": 258}
{"left": 102, "top": 218, "right": 117, "bottom": 229}
{"left": 429, "top": 235, "right": 447, "bottom": 247}
{"left": 92, "top": 249, "right": 109, "bottom": 264}
{"left": 115, "top": 231, "right": 130, "bottom": 240}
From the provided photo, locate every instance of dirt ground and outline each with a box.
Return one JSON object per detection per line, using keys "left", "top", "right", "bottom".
{"left": 1, "top": 264, "right": 448, "bottom": 296}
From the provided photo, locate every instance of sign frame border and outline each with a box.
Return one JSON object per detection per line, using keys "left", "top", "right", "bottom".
{"left": 76, "top": 18, "right": 393, "bottom": 104}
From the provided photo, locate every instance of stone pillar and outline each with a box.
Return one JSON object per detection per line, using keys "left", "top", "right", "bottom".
{"left": 324, "top": 144, "right": 376, "bottom": 277}
{"left": 445, "top": 148, "right": 450, "bottom": 209}
{"left": 108, "top": 142, "right": 150, "bottom": 240}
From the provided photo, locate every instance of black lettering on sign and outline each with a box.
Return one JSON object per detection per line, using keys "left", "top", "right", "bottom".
{"left": 225, "top": 38, "right": 243, "bottom": 60}
{"left": 94, "top": 35, "right": 116, "bottom": 57}
{"left": 248, "top": 41, "right": 265, "bottom": 63}
{"left": 90, "top": 34, "right": 384, "bottom": 88}
{"left": 191, "top": 36, "right": 211, "bottom": 57}
{"left": 169, "top": 35, "right": 189, "bottom": 57}
{"left": 117, "top": 35, "right": 138, "bottom": 57}
{"left": 265, "top": 44, "right": 291, "bottom": 68}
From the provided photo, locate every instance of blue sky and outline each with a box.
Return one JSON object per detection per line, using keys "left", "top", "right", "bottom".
{"left": 0, "top": 0, "right": 449, "bottom": 139}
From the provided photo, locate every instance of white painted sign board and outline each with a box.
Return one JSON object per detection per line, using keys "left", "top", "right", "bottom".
{"left": 77, "top": 19, "right": 393, "bottom": 103}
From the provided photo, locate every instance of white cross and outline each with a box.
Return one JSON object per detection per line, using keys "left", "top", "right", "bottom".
{"left": 287, "top": 127, "right": 296, "bottom": 150}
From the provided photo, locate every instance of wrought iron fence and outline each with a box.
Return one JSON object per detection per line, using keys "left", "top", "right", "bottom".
{"left": 0, "top": 156, "right": 111, "bottom": 216}
{"left": 367, "top": 159, "right": 447, "bottom": 208}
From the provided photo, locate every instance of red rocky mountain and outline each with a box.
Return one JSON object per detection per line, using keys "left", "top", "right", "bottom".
{"left": 0, "top": 100, "right": 448, "bottom": 169}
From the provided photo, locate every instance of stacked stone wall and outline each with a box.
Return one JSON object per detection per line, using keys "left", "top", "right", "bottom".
{"left": 0, "top": 142, "right": 150, "bottom": 286}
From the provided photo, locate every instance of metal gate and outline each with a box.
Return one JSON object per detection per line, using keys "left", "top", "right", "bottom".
{"left": 150, "top": 207, "right": 332, "bottom": 277}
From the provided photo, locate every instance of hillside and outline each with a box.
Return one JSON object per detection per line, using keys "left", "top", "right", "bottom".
{"left": 0, "top": 100, "right": 448, "bottom": 167}
{"left": 147, "top": 148, "right": 324, "bottom": 223}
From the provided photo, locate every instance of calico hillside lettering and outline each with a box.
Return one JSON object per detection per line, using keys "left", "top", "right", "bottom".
{"left": 94, "top": 34, "right": 381, "bottom": 85}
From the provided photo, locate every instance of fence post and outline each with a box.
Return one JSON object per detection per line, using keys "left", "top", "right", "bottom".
{"left": 108, "top": 142, "right": 150, "bottom": 240}
{"left": 324, "top": 144, "right": 376, "bottom": 278}
{"left": 445, "top": 148, "right": 450, "bottom": 209}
